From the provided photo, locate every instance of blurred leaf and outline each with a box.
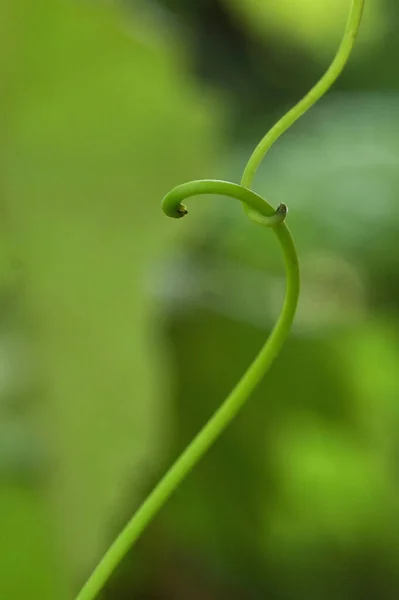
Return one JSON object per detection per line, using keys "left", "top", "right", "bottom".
{"left": 0, "top": 483, "right": 66, "bottom": 600}
{"left": 259, "top": 319, "right": 399, "bottom": 598}
{"left": 1, "top": 0, "right": 220, "bottom": 585}
{"left": 222, "top": 0, "right": 384, "bottom": 57}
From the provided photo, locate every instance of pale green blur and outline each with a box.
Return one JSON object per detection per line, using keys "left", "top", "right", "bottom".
{"left": 1, "top": 1, "right": 399, "bottom": 599}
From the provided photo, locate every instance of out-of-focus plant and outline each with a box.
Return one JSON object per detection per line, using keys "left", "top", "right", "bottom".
{"left": 2, "top": 0, "right": 220, "bottom": 596}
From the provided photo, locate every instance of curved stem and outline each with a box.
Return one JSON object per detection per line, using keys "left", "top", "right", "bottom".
{"left": 75, "top": 2, "right": 364, "bottom": 599}
{"left": 76, "top": 183, "right": 299, "bottom": 600}
{"left": 241, "top": 0, "right": 365, "bottom": 189}
{"left": 162, "top": 179, "right": 288, "bottom": 225}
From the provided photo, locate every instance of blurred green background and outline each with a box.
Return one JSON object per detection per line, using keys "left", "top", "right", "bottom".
{"left": 1, "top": 0, "right": 399, "bottom": 598}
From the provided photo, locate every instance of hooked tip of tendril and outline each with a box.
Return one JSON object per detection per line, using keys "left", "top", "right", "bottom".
{"left": 276, "top": 203, "right": 288, "bottom": 219}
{"left": 162, "top": 201, "right": 188, "bottom": 219}
{"left": 177, "top": 205, "right": 188, "bottom": 217}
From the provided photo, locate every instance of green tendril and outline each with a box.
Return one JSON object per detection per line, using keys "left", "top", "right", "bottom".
{"left": 241, "top": 0, "right": 365, "bottom": 190}
{"left": 75, "top": 3, "right": 364, "bottom": 599}
{"left": 162, "top": 179, "right": 288, "bottom": 226}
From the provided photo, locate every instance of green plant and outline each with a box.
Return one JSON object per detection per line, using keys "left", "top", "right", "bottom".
{"left": 76, "top": 1, "right": 365, "bottom": 598}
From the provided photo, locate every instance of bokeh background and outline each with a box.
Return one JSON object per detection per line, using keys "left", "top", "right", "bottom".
{"left": 1, "top": 0, "right": 399, "bottom": 598}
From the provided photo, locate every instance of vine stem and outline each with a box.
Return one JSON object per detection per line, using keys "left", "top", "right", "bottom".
{"left": 77, "top": 184, "right": 298, "bottom": 600}
{"left": 241, "top": 0, "right": 365, "bottom": 189}
{"left": 75, "top": 2, "right": 364, "bottom": 599}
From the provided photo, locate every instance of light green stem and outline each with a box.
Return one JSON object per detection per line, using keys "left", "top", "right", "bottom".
{"left": 76, "top": 182, "right": 298, "bottom": 600}
{"left": 75, "top": 2, "right": 364, "bottom": 599}
{"left": 241, "top": 0, "right": 364, "bottom": 189}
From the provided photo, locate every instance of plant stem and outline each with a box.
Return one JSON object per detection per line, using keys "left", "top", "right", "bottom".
{"left": 75, "top": 2, "right": 364, "bottom": 599}
{"left": 241, "top": 0, "right": 365, "bottom": 189}
{"left": 76, "top": 182, "right": 299, "bottom": 600}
